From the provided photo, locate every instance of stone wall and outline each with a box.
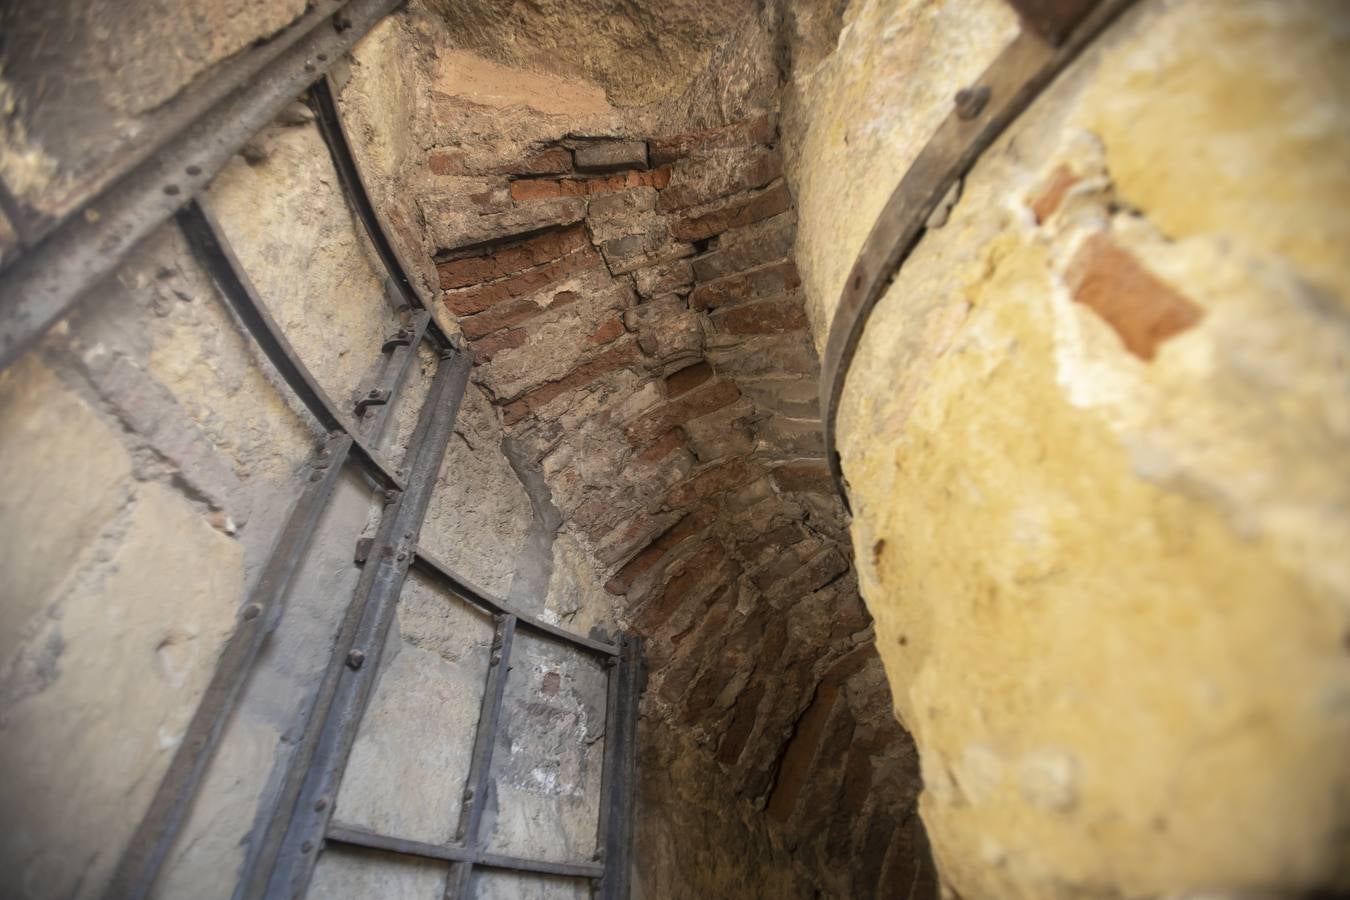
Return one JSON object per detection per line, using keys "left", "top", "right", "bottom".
{"left": 391, "top": 8, "right": 936, "bottom": 885}
{"left": 785, "top": 0, "right": 1350, "bottom": 897}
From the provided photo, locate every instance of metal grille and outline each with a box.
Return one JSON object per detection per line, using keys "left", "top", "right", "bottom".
{"left": 0, "top": 5, "right": 644, "bottom": 896}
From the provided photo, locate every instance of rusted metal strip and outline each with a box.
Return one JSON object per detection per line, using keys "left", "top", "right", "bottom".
{"left": 325, "top": 823, "right": 604, "bottom": 879}
{"left": 597, "top": 635, "right": 642, "bottom": 900}
{"left": 443, "top": 614, "right": 518, "bottom": 899}
{"left": 359, "top": 308, "right": 431, "bottom": 440}
{"left": 413, "top": 549, "right": 620, "bottom": 657}
{"left": 818, "top": 0, "right": 1135, "bottom": 508}
{"left": 308, "top": 77, "right": 448, "bottom": 343}
{"left": 176, "top": 201, "right": 406, "bottom": 491}
{"left": 0, "top": 0, "right": 405, "bottom": 373}
{"left": 102, "top": 434, "right": 351, "bottom": 900}
{"left": 254, "top": 345, "right": 471, "bottom": 900}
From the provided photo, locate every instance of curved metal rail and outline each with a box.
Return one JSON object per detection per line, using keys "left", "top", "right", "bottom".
{"left": 818, "top": 0, "right": 1137, "bottom": 509}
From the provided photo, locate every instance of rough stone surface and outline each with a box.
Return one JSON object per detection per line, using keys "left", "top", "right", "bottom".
{"left": 815, "top": 2, "right": 1350, "bottom": 897}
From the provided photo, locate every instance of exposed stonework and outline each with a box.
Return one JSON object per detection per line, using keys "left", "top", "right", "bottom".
{"left": 416, "top": 88, "right": 930, "bottom": 894}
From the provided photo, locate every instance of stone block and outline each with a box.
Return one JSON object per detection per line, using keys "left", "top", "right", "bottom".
{"left": 712, "top": 294, "right": 809, "bottom": 335}
{"left": 669, "top": 181, "right": 792, "bottom": 242}
{"left": 573, "top": 139, "right": 649, "bottom": 171}
{"left": 690, "top": 260, "right": 800, "bottom": 310}
{"left": 691, "top": 211, "right": 796, "bottom": 283}
{"left": 624, "top": 380, "right": 741, "bottom": 448}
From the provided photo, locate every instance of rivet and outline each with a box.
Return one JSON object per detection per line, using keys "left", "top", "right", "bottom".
{"left": 317, "top": 52, "right": 328, "bottom": 61}
{"left": 954, "top": 85, "right": 991, "bottom": 120}
{"left": 301, "top": 840, "right": 314, "bottom": 853}
{"left": 464, "top": 786, "right": 475, "bottom": 800}
{"left": 491, "top": 653, "right": 502, "bottom": 666}
{"left": 314, "top": 797, "right": 329, "bottom": 812}
{"left": 309, "top": 469, "right": 325, "bottom": 482}
{"left": 346, "top": 649, "right": 366, "bottom": 670}
{"left": 185, "top": 164, "right": 202, "bottom": 176}
{"left": 396, "top": 550, "right": 408, "bottom": 562}
{"left": 368, "top": 389, "right": 381, "bottom": 398}
{"left": 242, "top": 603, "right": 263, "bottom": 621}
{"left": 163, "top": 184, "right": 181, "bottom": 196}
{"left": 304, "top": 61, "right": 316, "bottom": 72}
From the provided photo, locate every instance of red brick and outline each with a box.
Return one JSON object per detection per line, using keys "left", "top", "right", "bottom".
{"left": 767, "top": 678, "right": 840, "bottom": 822}
{"left": 716, "top": 681, "right": 765, "bottom": 766}
{"left": 664, "top": 361, "right": 712, "bottom": 398}
{"left": 663, "top": 457, "right": 748, "bottom": 510}
{"left": 714, "top": 295, "right": 808, "bottom": 334}
{"left": 770, "top": 462, "right": 833, "bottom": 495}
{"left": 1066, "top": 233, "right": 1203, "bottom": 361}
{"left": 635, "top": 541, "right": 737, "bottom": 631}
{"left": 737, "top": 522, "right": 805, "bottom": 566}
{"left": 492, "top": 146, "right": 573, "bottom": 176}
{"left": 458, "top": 296, "right": 545, "bottom": 340}
{"left": 637, "top": 427, "right": 687, "bottom": 463}
{"left": 690, "top": 259, "right": 800, "bottom": 311}
{"left": 624, "top": 380, "right": 741, "bottom": 447}
{"left": 604, "top": 505, "right": 712, "bottom": 595}
{"left": 470, "top": 327, "right": 527, "bottom": 364}
{"left": 427, "top": 149, "right": 468, "bottom": 175}
{"left": 650, "top": 116, "right": 776, "bottom": 165}
{"left": 442, "top": 245, "right": 602, "bottom": 316}
{"left": 585, "top": 317, "right": 625, "bottom": 346}
{"left": 501, "top": 341, "right": 640, "bottom": 425}
{"left": 437, "top": 225, "right": 589, "bottom": 290}
{"left": 1029, "top": 163, "right": 1080, "bottom": 225}
{"left": 509, "top": 166, "right": 672, "bottom": 202}
{"left": 671, "top": 182, "right": 792, "bottom": 242}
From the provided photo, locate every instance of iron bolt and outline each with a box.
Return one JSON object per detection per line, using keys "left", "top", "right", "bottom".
{"left": 396, "top": 549, "right": 408, "bottom": 562}
{"left": 592, "top": 847, "right": 605, "bottom": 861}
{"left": 490, "top": 653, "right": 502, "bottom": 666}
{"left": 241, "top": 603, "right": 262, "bottom": 621}
{"left": 314, "top": 797, "right": 329, "bottom": 812}
{"left": 368, "top": 389, "right": 381, "bottom": 398}
{"left": 301, "top": 840, "right": 314, "bottom": 853}
{"left": 605, "top": 656, "right": 617, "bottom": 668}
{"left": 954, "top": 85, "right": 991, "bottom": 120}
{"left": 346, "top": 649, "right": 365, "bottom": 670}
{"left": 464, "top": 786, "right": 475, "bottom": 800}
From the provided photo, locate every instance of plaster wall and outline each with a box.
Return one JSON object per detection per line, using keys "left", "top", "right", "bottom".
{"left": 786, "top": 0, "right": 1350, "bottom": 896}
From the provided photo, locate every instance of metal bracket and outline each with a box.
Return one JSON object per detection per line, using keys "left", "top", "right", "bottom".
{"left": 354, "top": 387, "right": 391, "bottom": 415}
{"left": 382, "top": 326, "right": 416, "bottom": 352}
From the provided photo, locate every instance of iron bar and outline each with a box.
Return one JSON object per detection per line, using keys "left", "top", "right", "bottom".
{"left": 597, "top": 635, "right": 642, "bottom": 900}
{"left": 176, "top": 200, "right": 405, "bottom": 491}
{"left": 818, "top": 0, "right": 1136, "bottom": 508}
{"left": 443, "top": 614, "right": 517, "bottom": 898}
{"left": 308, "top": 76, "right": 446, "bottom": 342}
{"left": 359, "top": 308, "right": 431, "bottom": 441}
{"left": 0, "top": 0, "right": 405, "bottom": 372}
{"left": 593, "top": 638, "right": 622, "bottom": 869}
{"left": 413, "top": 549, "right": 619, "bottom": 657}
{"left": 102, "top": 434, "right": 352, "bottom": 900}
{"left": 325, "top": 823, "right": 604, "bottom": 879}
{"left": 256, "top": 345, "right": 472, "bottom": 900}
